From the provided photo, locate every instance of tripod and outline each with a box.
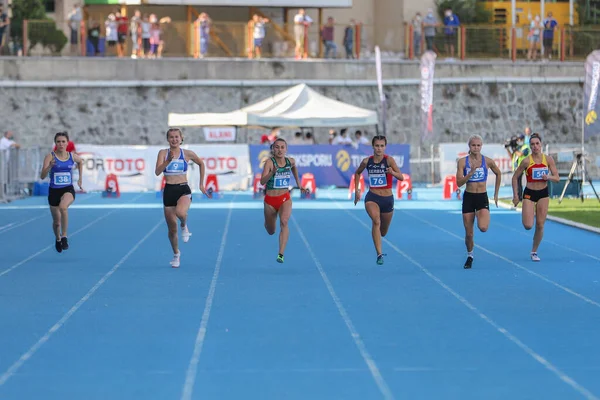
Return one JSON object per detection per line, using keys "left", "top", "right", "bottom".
{"left": 558, "top": 153, "right": 600, "bottom": 203}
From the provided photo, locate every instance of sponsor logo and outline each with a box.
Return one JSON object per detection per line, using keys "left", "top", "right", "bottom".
{"left": 336, "top": 150, "right": 351, "bottom": 172}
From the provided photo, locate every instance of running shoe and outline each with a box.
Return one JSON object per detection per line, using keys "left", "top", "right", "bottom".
{"left": 182, "top": 226, "right": 192, "bottom": 243}
{"left": 464, "top": 256, "right": 473, "bottom": 269}
{"left": 170, "top": 252, "right": 181, "bottom": 268}
{"left": 55, "top": 240, "right": 62, "bottom": 253}
{"left": 531, "top": 252, "right": 541, "bottom": 262}
{"left": 61, "top": 237, "right": 69, "bottom": 250}
{"left": 276, "top": 254, "right": 284, "bottom": 263}
{"left": 376, "top": 254, "right": 385, "bottom": 265}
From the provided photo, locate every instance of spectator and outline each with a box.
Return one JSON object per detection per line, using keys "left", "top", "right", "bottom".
{"left": 343, "top": 20, "right": 355, "bottom": 59}
{"left": 355, "top": 130, "right": 369, "bottom": 145}
{"left": 87, "top": 20, "right": 101, "bottom": 56}
{"left": 0, "top": 5, "right": 8, "bottom": 50}
{"left": 412, "top": 12, "right": 423, "bottom": 57}
{"left": 291, "top": 131, "right": 304, "bottom": 144}
{"left": 321, "top": 17, "right": 337, "bottom": 59}
{"left": 527, "top": 15, "right": 542, "bottom": 61}
{"left": 261, "top": 128, "right": 280, "bottom": 145}
{"left": 105, "top": 14, "right": 118, "bottom": 56}
{"left": 141, "top": 14, "right": 151, "bottom": 58}
{"left": 332, "top": 128, "right": 353, "bottom": 145}
{"left": 130, "top": 10, "right": 142, "bottom": 58}
{"left": 443, "top": 8, "right": 460, "bottom": 59}
{"left": 543, "top": 12, "right": 558, "bottom": 60}
{"left": 67, "top": 4, "right": 82, "bottom": 56}
{"left": 0, "top": 131, "right": 20, "bottom": 162}
{"left": 197, "top": 13, "right": 212, "bottom": 58}
{"left": 304, "top": 132, "right": 316, "bottom": 144}
{"left": 115, "top": 11, "right": 129, "bottom": 58}
{"left": 249, "top": 14, "right": 269, "bottom": 59}
{"left": 328, "top": 129, "right": 337, "bottom": 144}
{"left": 294, "top": 9, "right": 312, "bottom": 59}
{"left": 422, "top": 8, "right": 437, "bottom": 52}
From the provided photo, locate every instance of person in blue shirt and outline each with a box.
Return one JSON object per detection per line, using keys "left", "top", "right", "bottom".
{"left": 455, "top": 135, "right": 502, "bottom": 269}
{"left": 543, "top": 12, "right": 558, "bottom": 60}
{"left": 443, "top": 8, "right": 460, "bottom": 58}
{"left": 40, "top": 132, "right": 84, "bottom": 253}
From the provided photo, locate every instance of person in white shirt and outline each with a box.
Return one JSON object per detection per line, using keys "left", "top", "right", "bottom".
{"left": 332, "top": 128, "right": 353, "bottom": 145}
{"left": 105, "top": 14, "right": 118, "bottom": 55}
{"left": 250, "top": 14, "right": 269, "bottom": 59}
{"left": 0, "top": 131, "right": 20, "bottom": 153}
{"left": 294, "top": 9, "right": 312, "bottom": 59}
{"left": 354, "top": 130, "right": 370, "bottom": 146}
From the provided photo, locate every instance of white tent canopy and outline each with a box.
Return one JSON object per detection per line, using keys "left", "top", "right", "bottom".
{"left": 168, "top": 84, "right": 379, "bottom": 128}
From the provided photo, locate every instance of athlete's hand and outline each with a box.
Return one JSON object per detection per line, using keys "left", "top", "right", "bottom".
{"left": 354, "top": 192, "right": 360, "bottom": 205}
{"left": 494, "top": 194, "right": 498, "bottom": 208}
{"left": 512, "top": 195, "right": 520, "bottom": 207}
{"left": 542, "top": 172, "right": 549, "bottom": 181}
{"left": 469, "top": 157, "right": 482, "bottom": 172}
{"left": 48, "top": 157, "right": 56, "bottom": 168}
{"left": 300, "top": 187, "right": 310, "bottom": 195}
{"left": 200, "top": 183, "right": 211, "bottom": 198}
{"left": 166, "top": 150, "right": 174, "bottom": 162}
{"left": 77, "top": 178, "right": 83, "bottom": 191}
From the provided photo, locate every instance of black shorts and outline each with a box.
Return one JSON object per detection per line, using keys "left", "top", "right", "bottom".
{"left": 365, "top": 191, "right": 394, "bottom": 213}
{"left": 48, "top": 185, "right": 76, "bottom": 207}
{"left": 163, "top": 183, "right": 192, "bottom": 207}
{"left": 462, "top": 191, "right": 489, "bottom": 214}
{"left": 543, "top": 36, "right": 553, "bottom": 49}
{"left": 523, "top": 187, "right": 549, "bottom": 203}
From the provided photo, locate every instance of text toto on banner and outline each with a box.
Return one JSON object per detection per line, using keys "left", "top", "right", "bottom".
{"left": 249, "top": 144, "right": 410, "bottom": 187}
{"left": 203, "top": 127, "right": 236, "bottom": 142}
{"left": 439, "top": 143, "right": 513, "bottom": 187}
{"left": 75, "top": 144, "right": 251, "bottom": 192}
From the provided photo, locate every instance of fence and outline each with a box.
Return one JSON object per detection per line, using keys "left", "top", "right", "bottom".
{"left": 0, "top": 147, "right": 45, "bottom": 203}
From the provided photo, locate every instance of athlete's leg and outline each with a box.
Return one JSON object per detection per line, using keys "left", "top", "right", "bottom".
{"left": 176, "top": 195, "right": 192, "bottom": 242}
{"left": 462, "top": 212, "right": 475, "bottom": 252}
{"left": 365, "top": 201, "right": 383, "bottom": 255}
{"left": 476, "top": 208, "right": 490, "bottom": 233}
{"left": 532, "top": 197, "right": 549, "bottom": 253}
{"left": 164, "top": 206, "right": 179, "bottom": 254}
{"left": 380, "top": 211, "right": 393, "bottom": 237}
{"left": 521, "top": 199, "right": 535, "bottom": 230}
{"left": 263, "top": 202, "right": 277, "bottom": 235}
{"left": 50, "top": 206, "right": 61, "bottom": 241}
{"left": 277, "top": 200, "right": 293, "bottom": 256}
{"left": 58, "top": 192, "right": 75, "bottom": 238}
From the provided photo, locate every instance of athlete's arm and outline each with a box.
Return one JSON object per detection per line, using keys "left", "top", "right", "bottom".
{"left": 544, "top": 155, "right": 561, "bottom": 183}
{"left": 386, "top": 157, "right": 404, "bottom": 181}
{"left": 512, "top": 157, "right": 530, "bottom": 205}
{"left": 40, "top": 153, "right": 55, "bottom": 180}
{"left": 289, "top": 158, "right": 306, "bottom": 192}
{"left": 353, "top": 158, "right": 368, "bottom": 205}
{"left": 187, "top": 150, "right": 208, "bottom": 196}
{"left": 154, "top": 149, "right": 173, "bottom": 176}
{"left": 487, "top": 157, "right": 502, "bottom": 207}
{"left": 260, "top": 158, "right": 276, "bottom": 186}
{"left": 456, "top": 157, "right": 476, "bottom": 187}
{"left": 73, "top": 153, "right": 84, "bottom": 190}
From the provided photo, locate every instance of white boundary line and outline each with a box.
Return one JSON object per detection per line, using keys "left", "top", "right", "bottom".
{"left": 0, "top": 193, "right": 145, "bottom": 278}
{"left": 0, "top": 218, "right": 163, "bottom": 387}
{"left": 403, "top": 210, "right": 600, "bottom": 309}
{"left": 181, "top": 195, "right": 236, "bottom": 400}
{"left": 291, "top": 215, "right": 395, "bottom": 400}
{"left": 336, "top": 203, "right": 599, "bottom": 400}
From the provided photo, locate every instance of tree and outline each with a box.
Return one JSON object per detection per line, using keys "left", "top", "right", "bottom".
{"left": 9, "top": 0, "right": 67, "bottom": 55}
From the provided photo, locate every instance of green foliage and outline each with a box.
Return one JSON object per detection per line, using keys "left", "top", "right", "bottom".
{"left": 434, "top": 0, "right": 492, "bottom": 24}
{"left": 9, "top": 0, "right": 47, "bottom": 40}
{"left": 28, "top": 20, "right": 68, "bottom": 54}
{"left": 9, "top": 0, "right": 68, "bottom": 55}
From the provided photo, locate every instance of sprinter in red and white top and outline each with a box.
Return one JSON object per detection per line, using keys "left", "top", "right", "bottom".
{"left": 511, "top": 133, "right": 560, "bottom": 262}
{"left": 353, "top": 135, "right": 404, "bottom": 266}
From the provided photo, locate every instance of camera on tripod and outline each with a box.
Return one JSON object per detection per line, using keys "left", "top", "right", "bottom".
{"left": 504, "top": 136, "right": 519, "bottom": 150}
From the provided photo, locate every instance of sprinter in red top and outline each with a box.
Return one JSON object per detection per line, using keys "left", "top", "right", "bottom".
{"left": 353, "top": 135, "right": 404, "bottom": 265}
{"left": 512, "top": 133, "right": 560, "bottom": 262}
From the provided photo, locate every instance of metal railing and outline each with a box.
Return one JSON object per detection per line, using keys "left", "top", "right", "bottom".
{"left": 0, "top": 147, "right": 45, "bottom": 203}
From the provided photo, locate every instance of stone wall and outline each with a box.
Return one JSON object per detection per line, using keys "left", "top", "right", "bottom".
{"left": 0, "top": 82, "right": 585, "bottom": 150}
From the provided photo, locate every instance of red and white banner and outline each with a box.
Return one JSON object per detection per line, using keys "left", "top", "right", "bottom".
{"left": 76, "top": 144, "right": 250, "bottom": 192}
{"left": 439, "top": 143, "right": 513, "bottom": 187}
{"left": 203, "top": 126, "right": 236, "bottom": 142}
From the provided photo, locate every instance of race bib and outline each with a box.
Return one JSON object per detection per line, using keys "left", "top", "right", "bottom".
{"left": 53, "top": 172, "right": 71, "bottom": 186}
{"left": 166, "top": 159, "right": 184, "bottom": 173}
{"left": 532, "top": 167, "right": 548, "bottom": 180}
{"left": 369, "top": 173, "right": 387, "bottom": 188}
{"left": 273, "top": 171, "right": 291, "bottom": 189}
{"left": 468, "top": 168, "right": 485, "bottom": 181}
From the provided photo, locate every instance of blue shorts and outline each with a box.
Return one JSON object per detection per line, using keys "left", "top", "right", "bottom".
{"left": 254, "top": 38, "right": 263, "bottom": 47}
{"left": 365, "top": 191, "right": 394, "bottom": 213}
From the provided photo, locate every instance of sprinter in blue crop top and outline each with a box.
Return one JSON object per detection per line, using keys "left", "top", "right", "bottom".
{"left": 455, "top": 134, "right": 502, "bottom": 270}
{"left": 155, "top": 128, "right": 209, "bottom": 268}
{"left": 40, "top": 132, "right": 84, "bottom": 253}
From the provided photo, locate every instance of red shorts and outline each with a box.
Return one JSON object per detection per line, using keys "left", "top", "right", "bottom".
{"left": 264, "top": 192, "right": 291, "bottom": 211}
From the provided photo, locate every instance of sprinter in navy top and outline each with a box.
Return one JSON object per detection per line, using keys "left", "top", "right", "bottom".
{"left": 40, "top": 132, "right": 84, "bottom": 253}
{"left": 455, "top": 134, "right": 502, "bottom": 269}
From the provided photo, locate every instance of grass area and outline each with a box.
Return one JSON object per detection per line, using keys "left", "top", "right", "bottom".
{"left": 500, "top": 198, "right": 600, "bottom": 229}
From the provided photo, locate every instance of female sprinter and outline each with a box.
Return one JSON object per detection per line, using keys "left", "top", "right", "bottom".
{"left": 260, "top": 138, "right": 308, "bottom": 263}
{"left": 40, "top": 132, "right": 84, "bottom": 253}
{"left": 511, "top": 133, "right": 559, "bottom": 261}
{"left": 456, "top": 135, "right": 502, "bottom": 269}
{"left": 353, "top": 135, "right": 404, "bottom": 265}
{"left": 155, "top": 128, "right": 208, "bottom": 268}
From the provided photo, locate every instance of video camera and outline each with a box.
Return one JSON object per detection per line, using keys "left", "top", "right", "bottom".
{"left": 504, "top": 136, "right": 519, "bottom": 151}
